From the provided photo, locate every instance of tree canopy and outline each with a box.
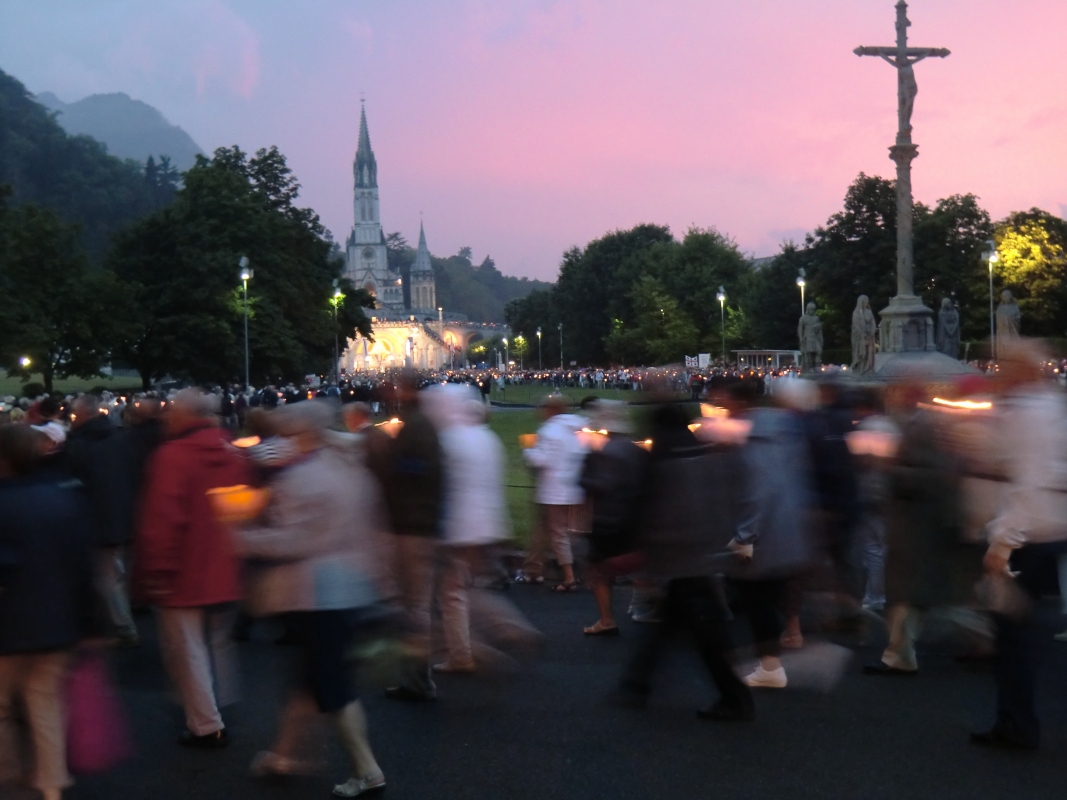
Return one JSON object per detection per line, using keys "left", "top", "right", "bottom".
{"left": 108, "top": 146, "right": 374, "bottom": 388}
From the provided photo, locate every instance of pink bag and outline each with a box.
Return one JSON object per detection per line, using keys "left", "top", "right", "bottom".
{"left": 66, "top": 652, "right": 133, "bottom": 774}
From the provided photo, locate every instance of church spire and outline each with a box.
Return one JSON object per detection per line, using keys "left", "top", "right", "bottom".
{"left": 354, "top": 101, "right": 377, "bottom": 189}
{"left": 411, "top": 220, "right": 433, "bottom": 273}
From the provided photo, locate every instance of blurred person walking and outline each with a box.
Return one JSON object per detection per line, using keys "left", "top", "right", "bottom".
{"left": 0, "top": 424, "right": 95, "bottom": 800}
{"left": 135, "top": 389, "right": 251, "bottom": 747}
{"left": 971, "top": 341, "right": 1067, "bottom": 750}
{"left": 612, "top": 403, "right": 753, "bottom": 722}
{"left": 518, "top": 396, "right": 587, "bottom": 591}
{"left": 63, "top": 394, "right": 140, "bottom": 647}
{"left": 863, "top": 384, "right": 961, "bottom": 678}
{"left": 728, "top": 383, "right": 817, "bottom": 690}
{"left": 381, "top": 370, "right": 443, "bottom": 702}
{"left": 239, "top": 401, "right": 388, "bottom": 797}
{"left": 424, "top": 384, "right": 540, "bottom": 672}
{"left": 578, "top": 400, "right": 648, "bottom": 635}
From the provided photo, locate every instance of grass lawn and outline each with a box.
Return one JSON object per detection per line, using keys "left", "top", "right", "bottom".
{"left": 487, "top": 383, "right": 682, "bottom": 407}
{"left": 486, "top": 409, "right": 541, "bottom": 547}
{"left": 0, "top": 373, "right": 140, "bottom": 398}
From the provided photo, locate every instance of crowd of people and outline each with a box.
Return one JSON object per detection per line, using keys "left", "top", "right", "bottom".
{"left": 2, "top": 340, "right": 1067, "bottom": 798}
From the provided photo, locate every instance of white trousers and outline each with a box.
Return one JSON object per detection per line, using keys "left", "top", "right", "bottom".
{"left": 156, "top": 605, "right": 238, "bottom": 735}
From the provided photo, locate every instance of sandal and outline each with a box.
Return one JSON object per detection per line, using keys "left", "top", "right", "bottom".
{"left": 553, "top": 582, "right": 580, "bottom": 593}
{"left": 583, "top": 621, "right": 620, "bottom": 636}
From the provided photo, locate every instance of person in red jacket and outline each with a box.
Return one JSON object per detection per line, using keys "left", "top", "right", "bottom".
{"left": 135, "top": 388, "right": 251, "bottom": 748}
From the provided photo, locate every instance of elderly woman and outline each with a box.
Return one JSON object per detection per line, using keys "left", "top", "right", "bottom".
{"left": 239, "top": 401, "right": 387, "bottom": 798}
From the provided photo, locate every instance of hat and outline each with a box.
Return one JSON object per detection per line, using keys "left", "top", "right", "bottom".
{"left": 589, "top": 399, "right": 632, "bottom": 435}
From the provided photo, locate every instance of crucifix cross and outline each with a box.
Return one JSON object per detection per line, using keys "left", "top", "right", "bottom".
{"left": 854, "top": 1, "right": 949, "bottom": 144}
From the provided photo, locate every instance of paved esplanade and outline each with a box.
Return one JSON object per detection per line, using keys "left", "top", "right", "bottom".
{"left": 65, "top": 588, "right": 1067, "bottom": 800}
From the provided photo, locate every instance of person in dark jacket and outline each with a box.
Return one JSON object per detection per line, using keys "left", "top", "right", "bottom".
{"left": 579, "top": 401, "right": 648, "bottom": 635}
{"left": 64, "top": 394, "right": 140, "bottom": 646}
{"left": 382, "top": 369, "right": 443, "bottom": 702}
{"left": 0, "top": 423, "right": 94, "bottom": 800}
{"left": 611, "top": 403, "right": 753, "bottom": 722}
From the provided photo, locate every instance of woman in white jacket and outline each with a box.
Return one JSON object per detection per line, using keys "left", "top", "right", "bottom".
{"left": 423, "top": 384, "right": 539, "bottom": 673}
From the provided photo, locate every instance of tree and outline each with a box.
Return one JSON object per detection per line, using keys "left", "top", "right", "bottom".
{"left": 804, "top": 174, "right": 899, "bottom": 347}
{"left": 993, "top": 209, "right": 1067, "bottom": 338}
{"left": 0, "top": 195, "right": 124, "bottom": 392}
{"left": 553, "top": 224, "right": 676, "bottom": 364}
{"left": 605, "top": 275, "right": 699, "bottom": 365}
{"left": 913, "top": 193, "right": 994, "bottom": 341}
{"left": 109, "top": 146, "right": 373, "bottom": 388}
{"left": 0, "top": 69, "right": 161, "bottom": 260}
{"left": 742, "top": 244, "right": 812, "bottom": 350}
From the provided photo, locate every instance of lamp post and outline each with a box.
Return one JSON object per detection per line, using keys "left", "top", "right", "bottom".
{"left": 331, "top": 280, "right": 343, "bottom": 385}
{"left": 716, "top": 286, "right": 726, "bottom": 363}
{"left": 502, "top": 337, "right": 509, "bottom": 374}
{"left": 536, "top": 327, "right": 542, "bottom": 371}
{"left": 983, "top": 240, "right": 999, "bottom": 363}
{"left": 515, "top": 334, "right": 525, "bottom": 370}
{"left": 238, "top": 256, "right": 252, "bottom": 390}
{"left": 796, "top": 269, "right": 806, "bottom": 315}
{"left": 557, "top": 322, "right": 563, "bottom": 370}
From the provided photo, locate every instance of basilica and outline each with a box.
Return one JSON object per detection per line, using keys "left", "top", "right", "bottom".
{"left": 341, "top": 104, "right": 484, "bottom": 372}
{"left": 344, "top": 103, "right": 436, "bottom": 316}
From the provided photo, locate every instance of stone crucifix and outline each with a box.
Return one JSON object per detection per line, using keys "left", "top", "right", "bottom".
{"left": 855, "top": 1, "right": 949, "bottom": 301}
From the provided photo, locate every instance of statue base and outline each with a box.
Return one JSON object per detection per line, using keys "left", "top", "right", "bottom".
{"left": 877, "top": 294, "right": 935, "bottom": 353}
{"left": 863, "top": 295, "right": 979, "bottom": 382}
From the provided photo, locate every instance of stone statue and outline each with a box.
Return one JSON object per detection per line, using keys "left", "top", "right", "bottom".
{"left": 899, "top": 61, "right": 917, "bottom": 134}
{"left": 850, "top": 295, "right": 877, "bottom": 374}
{"left": 936, "top": 298, "right": 960, "bottom": 358}
{"left": 798, "top": 302, "right": 823, "bottom": 372}
{"left": 996, "top": 289, "right": 1021, "bottom": 341}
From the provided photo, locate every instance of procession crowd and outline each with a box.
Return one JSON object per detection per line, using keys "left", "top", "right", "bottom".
{"left": 2, "top": 340, "right": 1067, "bottom": 799}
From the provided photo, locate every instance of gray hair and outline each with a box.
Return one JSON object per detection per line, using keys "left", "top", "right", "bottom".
{"left": 170, "top": 388, "right": 220, "bottom": 418}
{"left": 275, "top": 399, "right": 338, "bottom": 437}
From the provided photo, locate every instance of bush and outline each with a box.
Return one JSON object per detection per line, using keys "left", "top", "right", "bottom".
{"left": 21, "top": 382, "right": 45, "bottom": 399}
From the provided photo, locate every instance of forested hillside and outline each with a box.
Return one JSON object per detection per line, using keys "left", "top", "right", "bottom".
{"left": 0, "top": 69, "right": 174, "bottom": 258}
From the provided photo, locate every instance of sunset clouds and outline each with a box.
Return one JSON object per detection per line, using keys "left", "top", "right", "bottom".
{"left": 2, "top": 0, "right": 1064, "bottom": 280}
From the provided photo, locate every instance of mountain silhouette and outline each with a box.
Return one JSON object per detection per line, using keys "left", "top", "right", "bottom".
{"left": 35, "top": 91, "right": 203, "bottom": 170}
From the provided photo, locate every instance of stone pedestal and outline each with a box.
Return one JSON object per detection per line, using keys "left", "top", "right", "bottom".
{"left": 869, "top": 294, "right": 978, "bottom": 382}
{"left": 878, "top": 294, "right": 935, "bottom": 353}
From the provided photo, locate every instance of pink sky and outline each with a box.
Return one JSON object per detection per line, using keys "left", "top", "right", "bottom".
{"left": 2, "top": 0, "right": 1065, "bottom": 280}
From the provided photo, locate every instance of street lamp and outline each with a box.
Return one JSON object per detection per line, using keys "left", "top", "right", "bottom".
{"left": 238, "top": 256, "right": 252, "bottom": 390}
{"left": 796, "top": 269, "right": 806, "bottom": 315}
{"left": 515, "top": 334, "right": 525, "bottom": 370}
{"left": 983, "top": 240, "right": 999, "bottom": 363}
{"left": 536, "top": 327, "right": 542, "bottom": 371}
{"left": 716, "top": 286, "right": 726, "bottom": 362}
{"left": 502, "top": 337, "right": 510, "bottom": 374}
{"left": 557, "top": 322, "right": 563, "bottom": 370}
{"left": 331, "top": 280, "right": 344, "bottom": 384}
{"left": 19, "top": 356, "right": 31, "bottom": 368}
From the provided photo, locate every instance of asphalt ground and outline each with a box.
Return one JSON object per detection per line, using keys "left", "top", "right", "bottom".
{"left": 47, "top": 586, "right": 1067, "bottom": 800}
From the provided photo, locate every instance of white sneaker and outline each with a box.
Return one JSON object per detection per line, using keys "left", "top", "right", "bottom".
{"left": 744, "top": 666, "right": 787, "bottom": 688}
{"left": 333, "top": 774, "right": 386, "bottom": 797}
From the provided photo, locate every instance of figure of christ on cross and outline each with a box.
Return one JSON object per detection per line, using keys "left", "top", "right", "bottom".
{"left": 854, "top": 0, "right": 949, "bottom": 305}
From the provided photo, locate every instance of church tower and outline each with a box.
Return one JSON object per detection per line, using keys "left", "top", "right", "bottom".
{"left": 346, "top": 102, "right": 402, "bottom": 311}
{"left": 409, "top": 221, "right": 437, "bottom": 313}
